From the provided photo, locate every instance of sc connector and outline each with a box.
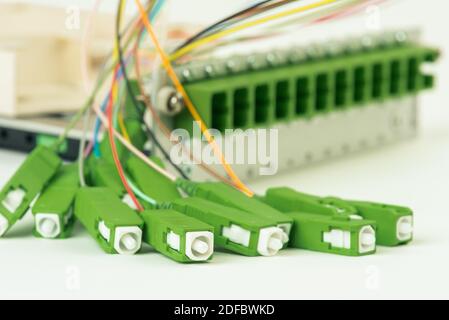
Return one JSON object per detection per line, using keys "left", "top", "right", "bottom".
{"left": 74, "top": 187, "right": 144, "bottom": 255}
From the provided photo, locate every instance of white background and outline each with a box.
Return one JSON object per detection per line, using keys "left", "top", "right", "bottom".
{"left": 0, "top": 0, "right": 448, "bottom": 299}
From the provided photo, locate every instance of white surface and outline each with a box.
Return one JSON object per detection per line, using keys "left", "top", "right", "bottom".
{"left": 1, "top": 0, "right": 449, "bottom": 300}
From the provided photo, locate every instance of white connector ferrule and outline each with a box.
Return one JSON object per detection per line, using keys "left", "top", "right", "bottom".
{"left": 396, "top": 216, "right": 413, "bottom": 241}
{"left": 257, "top": 227, "right": 285, "bottom": 257}
{"left": 35, "top": 213, "right": 61, "bottom": 239}
{"left": 185, "top": 231, "right": 214, "bottom": 261}
{"left": 359, "top": 226, "right": 376, "bottom": 253}
{"left": 114, "top": 226, "right": 142, "bottom": 255}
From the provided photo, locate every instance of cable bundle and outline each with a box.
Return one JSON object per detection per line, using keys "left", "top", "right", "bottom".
{"left": 0, "top": 0, "right": 420, "bottom": 263}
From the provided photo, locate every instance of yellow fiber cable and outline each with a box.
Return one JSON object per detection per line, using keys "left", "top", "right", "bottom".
{"left": 134, "top": 0, "right": 254, "bottom": 197}
{"left": 170, "top": 0, "right": 338, "bottom": 61}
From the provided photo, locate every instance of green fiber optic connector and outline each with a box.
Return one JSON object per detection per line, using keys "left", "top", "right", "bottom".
{"left": 141, "top": 209, "right": 214, "bottom": 263}
{"left": 88, "top": 158, "right": 138, "bottom": 210}
{"left": 175, "top": 38, "right": 439, "bottom": 133}
{"left": 74, "top": 187, "right": 144, "bottom": 255}
{"left": 327, "top": 198, "right": 414, "bottom": 246}
{"left": 264, "top": 187, "right": 413, "bottom": 246}
{"left": 171, "top": 197, "right": 286, "bottom": 257}
{"left": 127, "top": 156, "right": 182, "bottom": 206}
{"left": 0, "top": 146, "right": 61, "bottom": 237}
{"left": 176, "top": 179, "right": 293, "bottom": 246}
{"left": 260, "top": 187, "right": 359, "bottom": 218}
{"left": 31, "top": 164, "right": 79, "bottom": 239}
{"left": 286, "top": 211, "right": 377, "bottom": 256}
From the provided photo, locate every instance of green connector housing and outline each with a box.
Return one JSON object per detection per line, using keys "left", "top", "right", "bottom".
{"left": 127, "top": 156, "right": 182, "bottom": 206}
{"left": 261, "top": 187, "right": 360, "bottom": 218}
{"left": 141, "top": 209, "right": 214, "bottom": 263}
{"left": 177, "top": 179, "right": 293, "bottom": 244}
{"left": 74, "top": 187, "right": 144, "bottom": 255}
{"left": 0, "top": 146, "right": 61, "bottom": 237}
{"left": 171, "top": 197, "right": 286, "bottom": 257}
{"left": 31, "top": 164, "right": 79, "bottom": 239}
{"left": 286, "top": 211, "right": 377, "bottom": 256}
{"left": 175, "top": 43, "right": 439, "bottom": 133}
{"left": 328, "top": 198, "right": 414, "bottom": 246}
{"left": 264, "top": 187, "right": 413, "bottom": 247}
{"left": 88, "top": 158, "right": 125, "bottom": 197}
{"left": 88, "top": 157, "right": 141, "bottom": 210}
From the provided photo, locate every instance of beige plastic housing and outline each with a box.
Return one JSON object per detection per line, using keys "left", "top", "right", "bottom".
{"left": 0, "top": 3, "right": 114, "bottom": 117}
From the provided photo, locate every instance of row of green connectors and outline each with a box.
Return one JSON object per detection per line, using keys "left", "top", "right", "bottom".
{"left": 0, "top": 146, "right": 61, "bottom": 237}
{"left": 176, "top": 179, "right": 293, "bottom": 247}
{"left": 170, "top": 197, "right": 286, "bottom": 257}
{"left": 175, "top": 42, "right": 439, "bottom": 133}
{"left": 74, "top": 187, "right": 144, "bottom": 255}
{"left": 141, "top": 209, "right": 214, "bottom": 263}
{"left": 31, "top": 164, "right": 79, "bottom": 239}
{"left": 263, "top": 187, "right": 413, "bottom": 248}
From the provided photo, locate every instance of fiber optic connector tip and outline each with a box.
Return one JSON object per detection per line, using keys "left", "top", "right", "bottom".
{"left": 0, "top": 214, "right": 9, "bottom": 237}
{"left": 192, "top": 239, "right": 210, "bottom": 255}
{"left": 114, "top": 227, "right": 143, "bottom": 255}
{"left": 359, "top": 226, "right": 376, "bottom": 253}
{"left": 186, "top": 232, "right": 214, "bottom": 261}
{"left": 35, "top": 214, "right": 61, "bottom": 239}
{"left": 397, "top": 216, "right": 413, "bottom": 241}
{"left": 40, "top": 219, "right": 57, "bottom": 237}
{"left": 268, "top": 238, "right": 284, "bottom": 251}
{"left": 360, "top": 232, "right": 376, "bottom": 247}
{"left": 120, "top": 234, "right": 139, "bottom": 251}
{"left": 257, "top": 227, "right": 285, "bottom": 257}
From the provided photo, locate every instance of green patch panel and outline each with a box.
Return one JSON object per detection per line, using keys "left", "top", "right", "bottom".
{"left": 74, "top": 187, "right": 144, "bottom": 255}
{"left": 0, "top": 146, "right": 61, "bottom": 237}
{"left": 171, "top": 197, "right": 286, "bottom": 257}
{"left": 31, "top": 164, "right": 79, "bottom": 239}
{"left": 141, "top": 209, "right": 214, "bottom": 263}
{"left": 174, "top": 40, "right": 438, "bottom": 133}
{"left": 176, "top": 179, "right": 293, "bottom": 245}
{"left": 263, "top": 187, "right": 413, "bottom": 247}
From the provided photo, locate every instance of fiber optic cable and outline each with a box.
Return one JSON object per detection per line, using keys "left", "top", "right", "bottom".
{"left": 133, "top": 26, "right": 241, "bottom": 187}
{"left": 135, "top": 0, "right": 254, "bottom": 197}
{"left": 91, "top": 102, "right": 178, "bottom": 183}
{"left": 116, "top": 0, "right": 189, "bottom": 180}
{"left": 169, "top": 0, "right": 339, "bottom": 61}
{"left": 108, "top": 0, "right": 143, "bottom": 211}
